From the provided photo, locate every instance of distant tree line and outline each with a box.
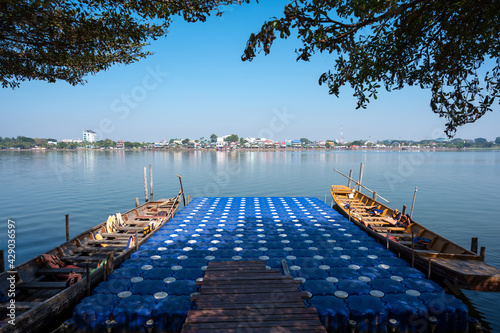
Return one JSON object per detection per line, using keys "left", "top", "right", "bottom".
{"left": 1, "top": 135, "right": 500, "bottom": 150}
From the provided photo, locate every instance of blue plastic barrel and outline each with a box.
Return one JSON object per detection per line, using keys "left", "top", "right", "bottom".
{"left": 73, "top": 294, "right": 118, "bottom": 331}
{"left": 113, "top": 295, "right": 156, "bottom": 333}
{"left": 303, "top": 280, "right": 337, "bottom": 296}
{"left": 152, "top": 296, "right": 193, "bottom": 333}
{"left": 420, "top": 292, "right": 469, "bottom": 333}
{"left": 383, "top": 293, "right": 428, "bottom": 333}
{"left": 346, "top": 295, "right": 389, "bottom": 333}
{"left": 309, "top": 296, "right": 350, "bottom": 332}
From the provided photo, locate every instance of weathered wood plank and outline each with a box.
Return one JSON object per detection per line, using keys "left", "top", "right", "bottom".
{"left": 17, "top": 281, "right": 67, "bottom": 290}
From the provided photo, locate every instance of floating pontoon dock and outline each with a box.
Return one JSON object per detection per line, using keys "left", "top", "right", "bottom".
{"left": 66, "top": 197, "right": 469, "bottom": 333}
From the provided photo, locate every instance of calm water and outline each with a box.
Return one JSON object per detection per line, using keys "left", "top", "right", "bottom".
{"left": 1, "top": 150, "right": 499, "bottom": 331}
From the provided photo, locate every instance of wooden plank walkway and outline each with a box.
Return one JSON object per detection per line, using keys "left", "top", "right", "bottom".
{"left": 181, "top": 260, "right": 327, "bottom": 333}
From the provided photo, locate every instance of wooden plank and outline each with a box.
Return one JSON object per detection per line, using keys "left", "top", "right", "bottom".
{"left": 197, "top": 280, "right": 301, "bottom": 287}
{"left": 17, "top": 281, "right": 67, "bottom": 290}
{"left": 87, "top": 239, "right": 130, "bottom": 245}
{"left": 195, "top": 301, "right": 306, "bottom": 310}
{"left": 182, "top": 319, "right": 325, "bottom": 329}
{"left": 192, "top": 292, "right": 308, "bottom": 303}
{"left": 371, "top": 226, "right": 406, "bottom": 231}
{"left": 182, "top": 326, "right": 326, "bottom": 333}
{"left": 36, "top": 267, "right": 86, "bottom": 275}
{"left": 185, "top": 313, "right": 321, "bottom": 324}
{"left": 0, "top": 301, "right": 41, "bottom": 311}
{"left": 186, "top": 308, "right": 320, "bottom": 318}
{"left": 414, "top": 251, "right": 481, "bottom": 260}
{"left": 73, "top": 246, "right": 127, "bottom": 253}
{"left": 199, "top": 286, "right": 300, "bottom": 294}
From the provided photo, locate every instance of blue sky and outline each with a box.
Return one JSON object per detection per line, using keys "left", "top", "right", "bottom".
{"left": 1, "top": 1, "right": 499, "bottom": 142}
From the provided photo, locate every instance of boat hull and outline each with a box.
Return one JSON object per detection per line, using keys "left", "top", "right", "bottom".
{"left": 0, "top": 193, "right": 182, "bottom": 333}
{"left": 331, "top": 186, "right": 500, "bottom": 292}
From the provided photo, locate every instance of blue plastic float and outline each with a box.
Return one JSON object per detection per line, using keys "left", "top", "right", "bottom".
{"left": 71, "top": 197, "right": 470, "bottom": 333}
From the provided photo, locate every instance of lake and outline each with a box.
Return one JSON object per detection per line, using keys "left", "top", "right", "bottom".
{"left": 1, "top": 149, "right": 499, "bottom": 331}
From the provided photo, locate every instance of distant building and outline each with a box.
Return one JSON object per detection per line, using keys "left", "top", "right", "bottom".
{"left": 83, "top": 130, "right": 97, "bottom": 142}
{"left": 154, "top": 140, "right": 169, "bottom": 148}
{"left": 116, "top": 140, "right": 125, "bottom": 149}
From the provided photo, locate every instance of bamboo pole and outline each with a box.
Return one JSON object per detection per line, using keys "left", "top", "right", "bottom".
{"left": 347, "top": 170, "right": 353, "bottom": 188}
{"left": 149, "top": 164, "right": 153, "bottom": 201}
{"left": 334, "top": 169, "right": 390, "bottom": 203}
{"left": 410, "top": 186, "right": 418, "bottom": 218}
{"left": 402, "top": 205, "right": 407, "bottom": 216}
{"left": 65, "top": 214, "right": 69, "bottom": 242}
{"left": 135, "top": 197, "right": 140, "bottom": 207}
{"left": 143, "top": 167, "right": 149, "bottom": 202}
{"left": 411, "top": 231, "right": 415, "bottom": 268}
{"left": 358, "top": 163, "right": 364, "bottom": 191}
{"left": 427, "top": 258, "right": 432, "bottom": 279}
{"left": 373, "top": 191, "right": 377, "bottom": 200}
{"left": 177, "top": 175, "right": 186, "bottom": 206}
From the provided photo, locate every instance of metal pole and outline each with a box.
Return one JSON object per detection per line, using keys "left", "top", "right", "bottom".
{"left": 143, "top": 167, "right": 149, "bottom": 202}
{"left": 348, "top": 169, "right": 353, "bottom": 188}
{"left": 65, "top": 214, "right": 69, "bottom": 242}
{"left": 358, "top": 163, "right": 364, "bottom": 192}
{"left": 177, "top": 175, "right": 186, "bottom": 206}
{"left": 149, "top": 164, "right": 153, "bottom": 201}
{"left": 410, "top": 186, "right": 418, "bottom": 218}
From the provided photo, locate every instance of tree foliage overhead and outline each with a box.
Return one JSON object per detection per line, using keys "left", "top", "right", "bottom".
{"left": 242, "top": 0, "right": 500, "bottom": 137}
{"left": 1, "top": 0, "right": 249, "bottom": 88}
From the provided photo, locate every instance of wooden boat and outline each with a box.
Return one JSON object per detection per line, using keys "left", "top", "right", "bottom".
{"left": 331, "top": 183, "right": 500, "bottom": 292}
{"left": 0, "top": 190, "right": 183, "bottom": 333}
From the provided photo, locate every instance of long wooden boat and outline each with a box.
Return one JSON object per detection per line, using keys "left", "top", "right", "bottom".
{"left": 0, "top": 190, "right": 183, "bottom": 333}
{"left": 331, "top": 184, "right": 500, "bottom": 292}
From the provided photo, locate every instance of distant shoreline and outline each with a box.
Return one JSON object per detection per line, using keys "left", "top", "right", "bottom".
{"left": 2, "top": 147, "right": 499, "bottom": 152}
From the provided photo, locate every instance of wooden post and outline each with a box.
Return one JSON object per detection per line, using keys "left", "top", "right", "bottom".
{"left": 427, "top": 258, "right": 432, "bottom": 279}
{"left": 135, "top": 231, "right": 139, "bottom": 252}
{"left": 104, "top": 251, "right": 114, "bottom": 281}
{"left": 471, "top": 237, "right": 478, "bottom": 253}
{"left": 358, "top": 163, "right": 364, "bottom": 192}
{"left": 143, "top": 167, "right": 149, "bottom": 202}
{"left": 86, "top": 264, "right": 90, "bottom": 297}
{"left": 410, "top": 186, "right": 418, "bottom": 218}
{"left": 347, "top": 170, "right": 353, "bottom": 188}
{"left": 324, "top": 194, "right": 327, "bottom": 203}
{"left": 0, "top": 250, "right": 4, "bottom": 273}
{"left": 480, "top": 247, "right": 486, "bottom": 261}
{"left": 411, "top": 231, "right": 415, "bottom": 268}
{"left": 386, "top": 230, "right": 389, "bottom": 249}
{"left": 65, "top": 214, "right": 69, "bottom": 242}
{"left": 281, "top": 259, "right": 291, "bottom": 276}
{"left": 149, "top": 164, "right": 153, "bottom": 201}
{"left": 177, "top": 175, "right": 186, "bottom": 206}
{"left": 373, "top": 191, "right": 377, "bottom": 200}
{"left": 135, "top": 197, "right": 140, "bottom": 207}
{"left": 402, "top": 205, "right": 407, "bottom": 216}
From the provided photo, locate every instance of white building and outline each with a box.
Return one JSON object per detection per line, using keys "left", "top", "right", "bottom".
{"left": 83, "top": 130, "right": 97, "bottom": 143}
